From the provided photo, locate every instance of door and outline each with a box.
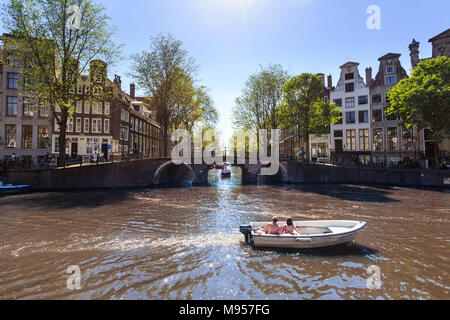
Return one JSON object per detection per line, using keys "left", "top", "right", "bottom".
{"left": 102, "top": 144, "right": 108, "bottom": 160}
{"left": 335, "top": 140, "right": 343, "bottom": 153}
{"left": 71, "top": 143, "right": 78, "bottom": 158}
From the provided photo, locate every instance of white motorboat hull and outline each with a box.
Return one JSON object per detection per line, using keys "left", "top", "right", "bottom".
{"left": 241, "top": 220, "right": 367, "bottom": 249}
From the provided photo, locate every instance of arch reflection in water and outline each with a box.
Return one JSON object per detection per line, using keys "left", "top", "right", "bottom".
{"left": 154, "top": 161, "right": 195, "bottom": 187}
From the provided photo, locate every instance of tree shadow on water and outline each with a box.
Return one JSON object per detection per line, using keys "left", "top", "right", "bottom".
{"left": 0, "top": 188, "right": 138, "bottom": 210}
{"left": 275, "top": 183, "right": 400, "bottom": 203}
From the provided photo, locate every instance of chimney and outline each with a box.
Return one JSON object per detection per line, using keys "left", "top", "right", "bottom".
{"left": 130, "top": 83, "right": 136, "bottom": 99}
{"left": 409, "top": 39, "right": 420, "bottom": 72}
{"left": 327, "top": 75, "right": 333, "bottom": 89}
{"left": 365, "top": 67, "right": 373, "bottom": 86}
{"left": 114, "top": 74, "right": 121, "bottom": 89}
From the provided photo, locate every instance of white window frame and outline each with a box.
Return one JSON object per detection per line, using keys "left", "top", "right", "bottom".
{"left": 104, "top": 119, "right": 110, "bottom": 134}
{"left": 84, "top": 118, "right": 89, "bottom": 133}
{"left": 75, "top": 117, "right": 82, "bottom": 133}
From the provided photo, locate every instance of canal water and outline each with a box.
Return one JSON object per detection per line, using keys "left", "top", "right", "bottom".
{"left": 0, "top": 167, "right": 449, "bottom": 300}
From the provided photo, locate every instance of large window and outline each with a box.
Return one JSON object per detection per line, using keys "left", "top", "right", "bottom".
{"left": 333, "top": 99, "right": 342, "bottom": 107}
{"left": 23, "top": 97, "right": 34, "bottom": 117}
{"left": 345, "top": 83, "right": 355, "bottom": 93}
{"left": 359, "top": 129, "right": 370, "bottom": 151}
{"left": 385, "top": 76, "right": 396, "bottom": 85}
{"left": 104, "top": 102, "right": 110, "bottom": 115}
{"left": 39, "top": 106, "right": 50, "bottom": 118}
{"left": 386, "top": 66, "right": 395, "bottom": 74}
{"left": 22, "top": 125, "right": 33, "bottom": 149}
{"left": 84, "top": 102, "right": 91, "bottom": 114}
{"left": 8, "top": 72, "right": 19, "bottom": 89}
{"left": 345, "top": 73, "right": 354, "bottom": 80}
{"left": 5, "top": 125, "right": 16, "bottom": 148}
{"left": 358, "top": 96, "right": 368, "bottom": 105}
{"left": 346, "top": 112, "right": 355, "bottom": 124}
{"left": 345, "top": 97, "right": 355, "bottom": 108}
{"left": 359, "top": 110, "right": 369, "bottom": 123}
{"left": 373, "top": 128, "right": 383, "bottom": 151}
{"left": 346, "top": 130, "right": 356, "bottom": 151}
{"left": 7, "top": 96, "right": 18, "bottom": 116}
{"left": 372, "top": 109, "right": 383, "bottom": 122}
{"left": 38, "top": 126, "right": 48, "bottom": 149}
{"left": 92, "top": 102, "right": 102, "bottom": 115}
{"left": 372, "top": 94, "right": 382, "bottom": 104}
{"left": 92, "top": 119, "right": 102, "bottom": 133}
{"left": 67, "top": 118, "right": 74, "bottom": 132}
{"left": 84, "top": 118, "right": 90, "bottom": 133}
{"left": 387, "top": 127, "right": 398, "bottom": 151}
{"left": 402, "top": 127, "right": 414, "bottom": 151}
{"left": 75, "top": 118, "right": 82, "bottom": 133}
{"left": 104, "top": 119, "right": 110, "bottom": 134}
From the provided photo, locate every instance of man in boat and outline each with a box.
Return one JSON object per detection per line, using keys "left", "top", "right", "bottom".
{"left": 260, "top": 217, "right": 281, "bottom": 235}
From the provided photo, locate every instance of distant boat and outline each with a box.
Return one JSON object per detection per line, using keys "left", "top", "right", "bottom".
{"left": 0, "top": 182, "right": 31, "bottom": 195}
{"left": 221, "top": 167, "right": 231, "bottom": 178}
{"left": 240, "top": 220, "right": 367, "bottom": 249}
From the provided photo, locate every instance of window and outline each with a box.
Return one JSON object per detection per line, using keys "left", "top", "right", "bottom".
{"left": 92, "top": 119, "right": 102, "bottom": 133}
{"left": 345, "top": 73, "right": 355, "bottom": 80}
{"left": 7, "top": 96, "right": 18, "bottom": 116}
{"left": 385, "top": 76, "right": 396, "bottom": 85}
{"left": 121, "top": 109, "right": 125, "bottom": 121}
{"left": 359, "top": 129, "right": 370, "bottom": 151}
{"left": 23, "top": 97, "right": 34, "bottom": 117}
{"left": 92, "top": 102, "right": 102, "bottom": 115}
{"left": 8, "top": 73, "right": 19, "bottom": 89}
{"left": 345, "top": 97, "right": 355, "bottom": 108}
{"left": 86, "top": 139, "right": 93, "bottom": 155}
{"left": 386, "top": 66, "right": 394, "bottom": 74}
{"left": 135, "top": 119, "right": 139, "bottom": 132}
{"left": 54, "top": 119, "right": 60, "bottom": 132}
{"left": 345, "top": 83, "right": 355, "bottom": 92}
{"left": 402, "top": 127, "right": 413, "bottom": 151}
{"left": 77, "top": 86, "right": 83, "bottom": 94}
{"left": 130, "top": 117, "right": 134, "bottom": 130}
{"left": 387, "top": 127, "right": 398, "bottom": 151}
{"left": 67, "top": 118, "right": 74, "bottom": 132}
{"left": 104, "top": 102, "right": 110, "bottom": 115}
{"left": 384, "top": 107, "right": 396, "bottom": 121}
{"left": 54, "top": 137, "right": 60, "bottom": 153}
{"left": 5, "top": 125, "right": 16, "bottom": 148}
{"left": 334, "top": 130, "right": 343, "bottom": 138}
{"left": 76, "top": 101, "right": 83, "bottom": 113}
{"left": 358, "top": 96, "right": 368, "bottom": 105}
{"left": 22, "top": 125, "right": 33, "bottom": 149}
{"left": 372, "top": 109, "right": 382, "bottom": 122}
{"left": 76, "top": 118, "right": 82, "bottom": 133}
{"left": 359, "top": 110, "right": 369, "bottom": 123}
{"left": 104, "top": 119, "right": 110, "bottom": 134}
{"left": 120, "top": 126, "right": 126, "bottom": 140}
{"left": 84, "top": 101, "right": 90, "bottom": 114}
{"left": 372, "top": 94, "right": 382, "bottom": 104}
{"left": 336, "top": 112, "right": 343, "bottom": 125}
{"left": 346, "top": 112, "right": 355, "bottom": 124}
{"left": 38, "top": 126, "right": 48, "bottom": 149}
{"left": 7, "top": 54, "right": 19, "bottom": 67}
{"left": 333, "top": 99, "right": 342, "bottom": 107}
{"left": 84, "top": 118, "right": 90, "bottom": 133}
{"left": 39, "top": 106, "right": 50, "bottom": 118}
{"left": 346, "top": 130, "right": 356, "bottom": 151}
{"left": 125, "top": 128, "right": 129, "bottom": 141}
{"left": 125, "top": 111, "right": 129, "bottom": 122}
{"left": 373, "top": 128, "right": 383, "bottom": 151}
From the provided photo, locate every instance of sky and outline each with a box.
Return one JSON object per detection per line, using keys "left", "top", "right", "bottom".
{"left": 2, "top": 0, "right": 449, "bottom": 144}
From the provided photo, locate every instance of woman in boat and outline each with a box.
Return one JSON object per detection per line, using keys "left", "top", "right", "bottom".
{"left": 261, "top": 217, "right": 281, "bottom": 235}
{"left": 282, "top": 218, "right": 302, "bottom": 235}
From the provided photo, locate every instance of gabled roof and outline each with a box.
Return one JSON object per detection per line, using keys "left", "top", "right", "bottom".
{"left": 429, "top": 28, "right": 450, "bottom": 42}
{"left": 339, "top": 61, "right": 359, "bottom": 69}
{"left": 378, "top": 53, "right": 401, "bottom": 61}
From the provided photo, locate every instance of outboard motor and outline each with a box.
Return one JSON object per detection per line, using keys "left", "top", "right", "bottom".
{"left": 240, "top": 224, "right": 253, "bottom": 245}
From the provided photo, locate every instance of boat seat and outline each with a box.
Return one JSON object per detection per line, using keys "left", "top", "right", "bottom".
{"left": 328, "top": 227, "right": 351, "bottom": 234}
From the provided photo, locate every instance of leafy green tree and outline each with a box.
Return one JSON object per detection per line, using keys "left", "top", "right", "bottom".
{"left": 1, "top": 0, "right": 121, "bottom": 166}
{"left": 386, "top": 56, "right": 450, "bottom": 168}
{"left": 232, "top": 64, "right": 289, "bottom": 149}
{"left": 279, "top": 73, "right": 340, "bottom": 160}
{"left": 130, "top": 34, "right": 217, "bottom": 157}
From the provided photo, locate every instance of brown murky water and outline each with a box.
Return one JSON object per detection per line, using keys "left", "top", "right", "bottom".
{"left": 0, "top": 167, "right": 449, "bottom": 300}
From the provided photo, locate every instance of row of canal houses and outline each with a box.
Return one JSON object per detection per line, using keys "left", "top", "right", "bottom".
{"left": 283, "top": 28, "right": 450, "bottom": 168}
{"left": 0, "top": 34, "right": 165, "bottom": 166}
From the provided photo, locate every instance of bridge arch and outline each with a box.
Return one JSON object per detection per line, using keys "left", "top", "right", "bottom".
{"left": 153, "top": 161, "right": 195, "bottom": 185}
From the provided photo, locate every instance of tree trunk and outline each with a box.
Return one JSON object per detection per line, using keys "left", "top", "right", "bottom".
{"left": 58, "top": 111, "right": 68, "bottom": 167}
{"left": 434, "top": 141, "right": 440, "bottom": 170}
{"left": 304, "top": 134, "right": 310, "bottom": 163}
{"left": 162, "top": 125, "right": 168, "bottom": 158}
